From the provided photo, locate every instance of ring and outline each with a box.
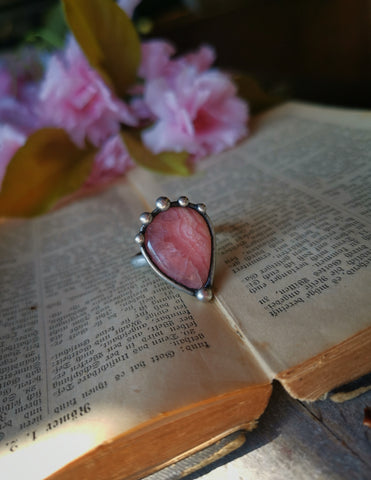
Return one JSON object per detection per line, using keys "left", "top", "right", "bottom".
{"left": 133, "top": 196, "right": 215, "bottom": 301}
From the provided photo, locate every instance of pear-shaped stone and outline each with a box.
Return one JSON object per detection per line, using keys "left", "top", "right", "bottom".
{"left": 144, "top": 207, "right": 212, "bottom": 290}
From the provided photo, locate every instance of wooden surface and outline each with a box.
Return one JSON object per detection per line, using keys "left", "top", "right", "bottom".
{"left": 144, "top": 378, "right": 371, "bottom": 479}
{"left": 144, "top": 379, "right": 371, "bottom": 480}
{"left": 150, "top": 0, "right": 371, "bottom": 109}
{"left": 189, "top": 381, "right": 371, "bottom": 480}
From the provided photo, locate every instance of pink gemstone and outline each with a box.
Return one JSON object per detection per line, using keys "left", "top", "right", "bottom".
{"left": 144, "top": 207, "right": 212, "bottom": 290}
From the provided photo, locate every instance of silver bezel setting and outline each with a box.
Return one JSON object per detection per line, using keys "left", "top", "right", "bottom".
{"left": 135, "top": 196, "right": 215, "bottom": 301}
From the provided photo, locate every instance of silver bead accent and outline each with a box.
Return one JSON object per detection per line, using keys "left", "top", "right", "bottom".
{"left": 156, "top": 196, "right": 170, "bottom": 211}
{"left": 139, "top": 212, "right": 152, "bottom": 225}
{"left": 177, "top": 196, "right": 189, "bottom": 207}
{"left": 197, "top": 203, "right": 207, "bottom": 214}
{"left": 135, "top": 233, "right": 144, "bottom": 245}
{"left": 196, "top": 288, "right": 213, "bottom": 302}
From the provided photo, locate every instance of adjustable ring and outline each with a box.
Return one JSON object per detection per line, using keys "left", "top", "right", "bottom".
{"left": 132, "top": 196, "right": 215, "bottom": 301}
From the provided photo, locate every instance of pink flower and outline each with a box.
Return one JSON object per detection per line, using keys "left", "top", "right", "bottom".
{"left": 129, "top": 96, "right": 154, "bottom": 123}
{"left": 0, "top": 52, "right": 42, "bottom": 134}
{"left": 38, "top": 37, "right": 137, "bottom": 148}
{"left": 0, "top": 125, "right": 26, "bottom": 186}
{"left": 84, "top": 134, "right": 134, "bottom": 187}
{"left": 139, "top": 40, "right": 176, "bottom": 80}
{"left": 141, "top": 66, "right": 248, "bottom": 159}
{"left": 178, "top": 45, "right": 216, "bottom": 73}
{"left": 139, "top": 41, "right": 215, "bottom": 81}
{"left": 0, "top": 86, "right": 40, "bottom": 135}
{"left": 0, "top": 67, "right": 12, "bottom": 96}
{"left": 0, "top": 48, "right": 43, "bottom": 97}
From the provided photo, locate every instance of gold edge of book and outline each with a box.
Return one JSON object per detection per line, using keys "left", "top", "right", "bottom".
{"left": 48, "top": 383, "right": 272, "bottom": 480}
{"left": 276, "top": 325, "right": 371, "bottom": 401}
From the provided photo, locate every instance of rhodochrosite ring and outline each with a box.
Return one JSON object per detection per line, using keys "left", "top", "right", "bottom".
{"left": 134, "top": 196, "right": 215, "bottom": 301}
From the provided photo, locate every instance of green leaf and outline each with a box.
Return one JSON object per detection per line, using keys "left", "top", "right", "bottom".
{"left": 121, "top": 130, "right": 191, "bottom": 176}
{"left": 26, "top": 2, "right": 68, "bottom": 49}
{"left": 62, "top": 0, "right": 141, "bottom": 97}
{"left": 0, "top": 129, "right": 96, "bottom": 217}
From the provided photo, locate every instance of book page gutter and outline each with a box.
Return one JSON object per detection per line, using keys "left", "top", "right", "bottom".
{"left": 0, "top": 181, "right": 268, "bottom": 480}
{"left": 129, "top": 102, "right": 371, "bottom": 375}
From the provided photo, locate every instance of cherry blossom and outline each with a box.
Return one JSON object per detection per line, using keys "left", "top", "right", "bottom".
{"left": 38, "top": 37, "right": 137, "bottom": 148}
{"left": 141, "top": 65, "right": 248, "bottom": 159}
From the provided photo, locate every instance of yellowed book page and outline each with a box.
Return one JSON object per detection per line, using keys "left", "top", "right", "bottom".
{"left": 129, "top": 102, "right": 371, "bottom": 377}
{"left": 0, "top": 183, "right": 268, "bottom": 480}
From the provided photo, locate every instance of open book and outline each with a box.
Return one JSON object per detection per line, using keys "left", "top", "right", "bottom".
{"left": 1, "top": 103, "right": 370, "bottom": 480}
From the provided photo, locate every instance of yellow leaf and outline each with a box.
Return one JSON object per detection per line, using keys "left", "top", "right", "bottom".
{"left": 121, "top": 130, "right": 191, "bottom": 176}
{"left": 0, "top": 129, "right": 96, "bottom": 217}
{"left": 62, "top": 0, "right": 141, "bottom": 97}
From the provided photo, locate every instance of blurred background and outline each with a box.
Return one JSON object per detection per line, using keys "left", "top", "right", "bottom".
{"left": 1, "top": 0, "right": 370, "bottom": 109}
